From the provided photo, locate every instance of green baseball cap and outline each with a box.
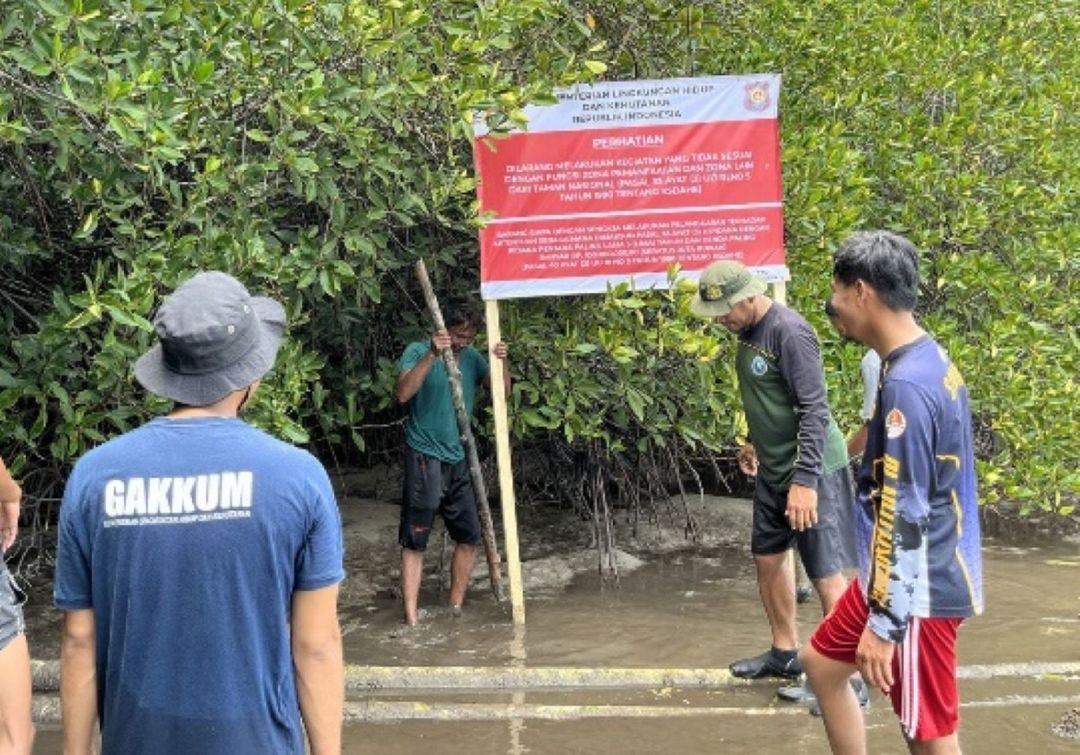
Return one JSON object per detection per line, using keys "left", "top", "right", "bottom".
{"left": 689, "top": 260, "right": 768, "bottom": 318}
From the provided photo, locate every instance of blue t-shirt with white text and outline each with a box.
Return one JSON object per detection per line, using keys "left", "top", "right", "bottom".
{"left": 54, "top": 417, "right": 345, "bottom": 755}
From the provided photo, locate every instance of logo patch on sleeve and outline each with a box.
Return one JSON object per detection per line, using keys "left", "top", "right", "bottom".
{"left": 885, "top": 408, "right": 906, "bottom": 439}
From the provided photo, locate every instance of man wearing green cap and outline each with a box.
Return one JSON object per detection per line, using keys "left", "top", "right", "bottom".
{"left": 692, "top": 260, "right": 860, "bottom": 703}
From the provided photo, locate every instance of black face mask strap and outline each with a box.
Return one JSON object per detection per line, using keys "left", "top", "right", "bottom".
{"left": 237, "top": 384, "right": 254, "bottom": 414}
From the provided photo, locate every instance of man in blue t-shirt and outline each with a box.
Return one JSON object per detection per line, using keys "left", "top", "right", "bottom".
{"left": 396, "top": 303, "right": 508, "bottom": 626}
{"left": 804, "top": 231, "right": 984, "bottom": 753}
{"left": 54, "top": 272, "right": 345, "bottom": 755}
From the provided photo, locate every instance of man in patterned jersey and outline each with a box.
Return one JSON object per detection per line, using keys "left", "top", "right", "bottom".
{"left": 803, "top": 231, "right": 984, "bottom": 754}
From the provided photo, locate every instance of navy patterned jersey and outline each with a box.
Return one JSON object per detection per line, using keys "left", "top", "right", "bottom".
{"left": 855, "top": 335, "right": 984, "bottom": 642}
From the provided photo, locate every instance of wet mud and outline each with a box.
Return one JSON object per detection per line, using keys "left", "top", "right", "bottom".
{"left": 1051, "top": 707, "right": 1080, "bottom": 740}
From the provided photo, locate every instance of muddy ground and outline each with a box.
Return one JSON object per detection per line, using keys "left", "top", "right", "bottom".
{"left": 15, "top": 463, "right": 1080, "bottom": 753}
{"left": 332, "top": 464, "right": 755, "bottom": 612}
{"left": 18, "top": 462, "right": 1079, "bottom": 656}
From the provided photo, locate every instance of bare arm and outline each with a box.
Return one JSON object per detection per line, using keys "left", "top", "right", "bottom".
{"left": 0, "top": 455, "right": 20, "bottom": 504}
{"left": 0, "top": 456, "right": 21, "bottom": 552}
{"left": 847, "top": 423, "right": 870, "bottom": 458}
{"left": 292, "top": 584, "right": 343, "bottom": 755}
{"left": 482, "top": 341, "right": 510, "bottom": 399}
{"left": 60, "top": 609, "right": 97, "bottom": 755}
{"left": 396, "top": 331, "right": 450, "bottom": 404}
{"left": 0, "top": 502, "right": 19, "bottom": 555}
{"left": 737, "top": 442, "right": 758, "bottom": 476}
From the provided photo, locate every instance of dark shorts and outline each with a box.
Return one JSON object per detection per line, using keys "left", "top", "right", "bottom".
{"left": 399, "top": 446, "right": 481, "bottom": 551}
{"left": 751, "top": 465, "right": 858, "bottom": 580}
{"left": 0, "top": 560, "right": 26, "bottom": 652}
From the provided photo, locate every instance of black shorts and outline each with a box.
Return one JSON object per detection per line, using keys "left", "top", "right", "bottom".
{"left": 399, "top": 446, "right": 482, "bottom": 551}
{"left": 751, "top": 465, "right": 858, "bottom": 580}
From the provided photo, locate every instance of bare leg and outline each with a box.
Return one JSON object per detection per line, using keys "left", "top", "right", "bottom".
{"left": 810, "top": 572, "right": 866, "bottom": 702}
{"left": 802, "top": 643, "right": 865, "bottom": 754}
{"left": 0, "top": 633, "right": 34, "bottom": 755}
{"left": 449, "top": 543, "right": 477, "bottom": 609}
{"left": 794, "top": 549, "right": 813, "bottom": 603}
{"left": 755, "top": 551, "right": 797, "bottom": 650}
{"left": 401, "top": 548, "right": 424, "bottom": 625}
{"left": 907, "top": 733, "right": 960, "bottom": 754}
{"left": 812, "top": 573, "right": 848, "bottom": 617}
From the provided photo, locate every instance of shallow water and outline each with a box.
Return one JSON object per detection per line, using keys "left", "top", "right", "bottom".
{"left": 338, "top": 542, "right": 1080, "bottom": 670}
{"left": 26, "top": 541, "right": 1080, "bottom": 753}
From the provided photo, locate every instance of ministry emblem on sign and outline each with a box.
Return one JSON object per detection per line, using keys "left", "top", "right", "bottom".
{"left": 744, "top": 81, "right": 771, "bottom": 112}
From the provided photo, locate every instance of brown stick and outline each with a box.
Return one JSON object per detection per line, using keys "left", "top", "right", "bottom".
{"left": 414, "top": 260, "right": 505, "bottom": 602}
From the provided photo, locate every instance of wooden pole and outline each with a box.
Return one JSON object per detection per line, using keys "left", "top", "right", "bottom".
{"left": 485, "top": 299, "right": 526, "bottom": 625}
{"left": 414, "top": 260, "right": 504, "bottom": 602}
{"left": 771, "top": 280, "right": 787, "bottom": 307}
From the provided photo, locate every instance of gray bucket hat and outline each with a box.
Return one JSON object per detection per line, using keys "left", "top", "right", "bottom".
{"left": 689, "top": 260, "right": 768, "bottom": 318}
{"left": 134, "top": 271, "right": 286, "bottom": 405}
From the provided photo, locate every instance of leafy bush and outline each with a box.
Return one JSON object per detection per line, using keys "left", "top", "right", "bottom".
{"left": 1, "top": 0, "right": 1076, "bottom": 531}
{"left": 559, "top": 0, "right": 1079, "bottom": 515}
{"left": 0, "top": 0, "right": 598, "bottom": 468}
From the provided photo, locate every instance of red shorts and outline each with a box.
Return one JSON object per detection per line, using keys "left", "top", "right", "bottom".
{"left": 810, "top": 578, "right": 964, "bottom": 741}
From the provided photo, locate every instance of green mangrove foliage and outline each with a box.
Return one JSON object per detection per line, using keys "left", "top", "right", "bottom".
{"left": 1, "top": 0, "right": 1076, "bottom": 525}
{"left": 0, "top": 0, "right": 598, "bottom": 467}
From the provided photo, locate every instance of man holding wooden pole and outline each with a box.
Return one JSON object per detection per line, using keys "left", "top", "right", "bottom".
{"left": 395, "top": 302, "right": 509, "bottom": 626}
